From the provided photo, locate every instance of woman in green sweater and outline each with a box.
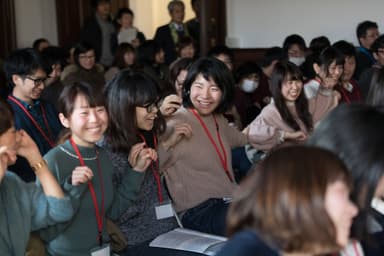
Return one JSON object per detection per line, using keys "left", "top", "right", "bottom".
{"left": 39, "top": 81, "right": 153, "bottom": 256}
{"left": 0, "top": 98, "right": 73, "bottom": 255}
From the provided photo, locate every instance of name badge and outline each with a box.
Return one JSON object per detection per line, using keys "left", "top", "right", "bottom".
{"left": 90, "top": 244, "right": 110, "bottom": 256}
{"left": 155, "top": 201, "right": 174, "bottom": 220}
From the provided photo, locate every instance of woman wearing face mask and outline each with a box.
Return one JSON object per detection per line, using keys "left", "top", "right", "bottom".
{"left": 283, "top": 34, "right": 307, "bottom": 67}
{"left": 233, "top": 62, "right": 262, "bottom": 128}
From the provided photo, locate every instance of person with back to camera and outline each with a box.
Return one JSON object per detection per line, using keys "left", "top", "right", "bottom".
{"left": 0, "top": 98, "right": 73, "bottom": 255}
{"left": 158, "top": 57, "right": 249, "bottom": 236}
{"left": 216, "top": 145, "right": 358, "bottom": 256}
{"left": 308, "top": 104, "right": 384, "bottom": 255}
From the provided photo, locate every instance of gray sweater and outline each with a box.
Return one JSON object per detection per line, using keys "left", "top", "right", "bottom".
{"left": 103, "top": 143, "right": 179, "bottom": 246}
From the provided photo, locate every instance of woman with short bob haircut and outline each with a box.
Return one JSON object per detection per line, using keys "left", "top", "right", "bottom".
{"left": 308, "top": 104, "right": 384, "bottom": 255}
{"left": 182, "top": 57, "right": 235, "bottom": 114}
{"left": 159, "top": 57, "right": 248, "bottom": 236}
{"left": 217, "top": 146, "right": 358, "bottom": 256}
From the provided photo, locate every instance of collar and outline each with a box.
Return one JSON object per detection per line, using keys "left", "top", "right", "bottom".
{"left": 11, "top": 95, "right": 41, "bottom": 109}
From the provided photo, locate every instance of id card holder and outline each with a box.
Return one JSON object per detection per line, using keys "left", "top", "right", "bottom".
{"left": 90, "top": 243, "right": 110, "bottom": 256}
{"left": 155, "top": 200, "right": 174, "bottom": 220}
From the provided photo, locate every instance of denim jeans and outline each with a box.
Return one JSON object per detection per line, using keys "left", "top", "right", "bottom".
{"left": 181, "top": 198, "right": 229, "bottom": 236}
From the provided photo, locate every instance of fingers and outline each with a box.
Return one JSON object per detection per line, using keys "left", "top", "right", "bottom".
{"left": 128, "top": 143, "right": 145, "bottom": 166}
{"left": 174, "top": 123, "right": 193, "bottom": 139}
{"left": 72, "top": 166, "right": 94, "bottom": 186}
{"left": 161, "top": 95, "right": 182, "bottom": 116}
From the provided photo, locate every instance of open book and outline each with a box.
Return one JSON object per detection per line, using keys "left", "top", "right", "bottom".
{"left": 149, "top": 228, "right": 227, "bottom": 255}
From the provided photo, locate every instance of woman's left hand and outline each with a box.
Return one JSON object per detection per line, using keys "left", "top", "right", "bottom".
{"left": 160, "top": 94, "right": 182, "bottom": 117}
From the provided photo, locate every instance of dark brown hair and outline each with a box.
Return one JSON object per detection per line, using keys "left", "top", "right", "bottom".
{"left": 270, "top": 61, "right": 313, "bottom": 131}
{"left": 104, "top": 70, "right": 166, "bottom": 154}
{"left": 0, "top": 99, "right": 14, "bottom": 136}
{"left": 56, "top": 81, "right": 106, "bottom": 143}
{"left": 112, "top": 42, "right": 136, "bottom": 69}
{"left": 227, "top": 146, "right": 350, "bottom": 254}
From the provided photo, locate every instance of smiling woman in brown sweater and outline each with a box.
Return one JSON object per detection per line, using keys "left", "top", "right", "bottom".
{"left": 159, "top": 58, "right": 248, "bottom": 236}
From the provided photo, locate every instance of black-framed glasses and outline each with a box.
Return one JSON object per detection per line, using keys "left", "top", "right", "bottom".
{"left": 142, "top": 100, "right": 161, "bottom": 113}
{"left": 25, "top": 76, "right": 48, "bottom": 87}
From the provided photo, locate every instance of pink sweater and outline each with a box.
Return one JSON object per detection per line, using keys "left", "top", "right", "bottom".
{"left": 248, "top": 91, "right": 337, "bottom": 151}
{"left": 159, "top": 107, "right": 248, "bottom": 212}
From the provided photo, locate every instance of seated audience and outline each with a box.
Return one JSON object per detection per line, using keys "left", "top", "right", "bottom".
{"left": 283, "top": 34, "right": 307, "bottom": 67}
{"left": 32, "top": 38, "right": 50, "bottom": 52}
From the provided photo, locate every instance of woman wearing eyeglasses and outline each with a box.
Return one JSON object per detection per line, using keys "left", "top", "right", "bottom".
{"left": 62, "top": 42, "right": 105, "bottom": 92}
{"left": 102, "top": 70, "right": 200, "bottom": 256}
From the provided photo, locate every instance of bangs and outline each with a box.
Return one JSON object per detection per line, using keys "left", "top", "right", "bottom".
{"left": 284, "top": 65, "right": 303, "bottom": 82}
{"left": 131, "top": 73, "right": 160, "bottom": 106}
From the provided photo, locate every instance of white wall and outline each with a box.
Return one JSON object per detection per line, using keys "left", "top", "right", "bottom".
{"left": 130, "top": 0, "right": 194, "bottom": 40}
{"left": 226, "top": 0, "right": 384, "bottom": 48}
{"left": 15, "top": 0, "right": 58, "bottom": 48}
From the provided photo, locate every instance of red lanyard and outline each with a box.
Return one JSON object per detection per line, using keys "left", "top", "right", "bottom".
{"left": 8, "top": 95, "right": 55, "bottom": 147}
{"left": 190, "top": 109, "right": 233, "bottom": 183}
{"left": 69, "top": 138, "right": 105, "bottom": 246}
{"left": 138, "top": 132, "right": 163, "bottom": 203}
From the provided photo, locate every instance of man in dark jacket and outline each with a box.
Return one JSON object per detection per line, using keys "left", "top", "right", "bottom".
{"left": 80, "top": 0, "right": 117, "bottom": 67}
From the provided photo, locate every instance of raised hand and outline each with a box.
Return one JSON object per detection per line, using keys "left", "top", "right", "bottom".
{"left": 71, "top": 166, "right": 94, "bottom": 186}
{"left": 160, "top": 94, "right": 182, "bottom": 117}
{"left": 16, "top": 130, "right": 42, "bottom": 164}
{"left": 163, "top": 123, "right": 192, "bottom": 150}
{"left": 132, "top": 147, "right": 157, "bottom": 172}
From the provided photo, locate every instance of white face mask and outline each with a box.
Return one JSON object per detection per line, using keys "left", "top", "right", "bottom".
{"left": 289, "top": 56, "right": 306, "bottom": 66}
{"left": 240, "top": 79, "right": 259, "bottom": 93}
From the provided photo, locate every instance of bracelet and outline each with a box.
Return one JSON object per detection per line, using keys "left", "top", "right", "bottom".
{"left": 31, "top": 159, "right": 47, "bottom": 172}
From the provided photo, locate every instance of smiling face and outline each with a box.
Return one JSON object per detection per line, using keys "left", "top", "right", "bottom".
{"left": 190, "top": 74, "right": 222, "bottom": 116}
{"left": 135, "top": 103, "right": 158, "bottom": 131}
{"left": 59, "top": 94, "right": 108, "bottom": 147}
{"left": 281, "top": 78, "right": 303, "bottom": 103}
{"left": 324, "top": 180, "right": 358, "bottom": 247}
{"left": 12, "top": 68, "right": 47, "bottom": 104}
{"left": 78, "top": 50, "right": 96, "bottom": 70}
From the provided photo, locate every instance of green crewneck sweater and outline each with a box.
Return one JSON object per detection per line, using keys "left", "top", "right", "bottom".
{"left": 39, "top": 140, "right": 144, "bottom": 256}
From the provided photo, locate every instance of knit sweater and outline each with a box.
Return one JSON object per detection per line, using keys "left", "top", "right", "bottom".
{"left": 0, "top": 172, "right": 73, "bottom": 256}
{"left": 159, "top": 107, "right": 248, "bottom": 212}
{"left": 248, "top": 101, "right": 309, "bottom": 151}
{"left": 40, "top": 140, "right": 144, "bottom": 256}
{"left": 102, "top": 134, "right": 179, "bottom": 247}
